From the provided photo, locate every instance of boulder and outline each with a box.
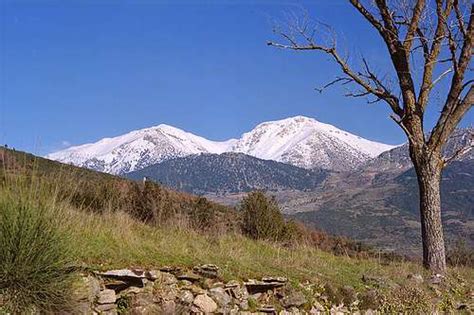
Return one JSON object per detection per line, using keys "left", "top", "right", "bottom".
{"left": 97, "top": 289, "right": 116, "bottom": 305}
{"left": 281, "top": 290, "right": 307, "bottom": 308}
{"left": 179, "top": 290, "right": 195, "bottom": 305}
{"left": 193, "top": 294, "right": 218, "bottom": 313}
{"left": 177, "top": 273, "right": 201, "bottom": 282}
{"left": 161, "top": 300, "right": 176, "bottom": 314}
{"left": 95, "top": 303, "right": 116, "bottom": 312}
{"left": 209, "top": 287, "right": 232, "bottom": 307}
{"left": 160, "top": 273, "right": 178, "bottom": 285}
{"left": 193, "top": 264, "right": 219, "bottom": 279}
{"left": 160, "top": 266, "right": 181, "bottom": 273}
{"left": 245, "top": 279, "right": 285, "bottom": 294}
{"left": 262, "top": 276, "right": 288, "bottom": 283}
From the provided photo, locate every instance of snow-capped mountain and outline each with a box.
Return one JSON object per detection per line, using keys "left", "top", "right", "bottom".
{"left": 46, "top": 116, "right": 395, "bottom": 174}
{"left": 47, "top": 124, "right": 236, "bottom": 175}
{"left": 230, "top": 116, "right": 394, "bottom": 170}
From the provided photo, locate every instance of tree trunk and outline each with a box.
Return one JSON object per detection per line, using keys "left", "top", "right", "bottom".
{"left": 411, "top": 148, "right": 446, "bottom": 274}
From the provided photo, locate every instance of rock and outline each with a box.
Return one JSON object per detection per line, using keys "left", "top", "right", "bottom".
{"left": 179, "top": 290, "right": 195, "bottom": 305}
{"left": 211, "top": 282, "right": 225, "bottom": 288}
{"left": 457, "top": 303, "right": 470, "bottom": 311}
{"left": 146, "top": 270, "right": 160, "bottom": 281}
{"left": 245, "top": 279, "right": 285, "bottom": 294}
{"left": 179, "top": 283, "right": 206, "bottom": 296}
{"left": 130, "top": 303, "right": 162, "bottom": 315}
{"left": 258, "top": 305, "right": 276, "bottom": 313}
{"left": 177, "top": 273, "right": 201, "bottom": 282}
{"left": 209, "top": 287, "right": 232, "bottom": 307}
{"left": 251, "top": 292, "right": 262, "bottom": 300}
{"left": 95, "top": 303, "right": 116, "bottom": 312}
{"left": 97, "top": 269, "right": 147, "bottom": 291}
{"left": 178, "top": 280, "right": 193, "bottom": 287}
{"left": 281, "top": 290, "right": 307, "bottom": 308}
{"left": 75, "top": 275, "right": 101, "bottom": 303}
{"left": 97, "top": 289, "right": 116, "bottom": 305}
{"left": 282, "top": 308, "right": 302, "bottom": 315}
{"left": 430, "top": 274, "right": 445, "bottom": 285}
{"left": 160, "top": 273, "right": 178, "bottom": 285}
{"left": 262, "top": 276, "right": 287, "bottom": 283}
{"left": 312, "top": 301, "right": 325, "bottom": 312}
{"left": 119, "top": 286, "right": 143, "bottom": 296}
{"left": 193, "top": 264, "right": 219, "bottom": 279}
{"left": 97, "top": 269, "right": 152, "bottom": 280}
{"left": 193, "top": 294, "right": 218, "bottom": 313}
{"left": 161, "top": 300, "right": 176, "bottom": 314}
{"left": 239, "top": 299, "right": 249, "bottom": 310}
{"left": 225, "top": 280, "right": 240, "bottom": 288}
{"left": 160, "top": 266, "right": 181, "bottom": 273}
{"left": 104, "top": 279, "right": 137, "bottom": 291}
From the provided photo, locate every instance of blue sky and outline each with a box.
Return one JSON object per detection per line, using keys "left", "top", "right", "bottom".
{"left": 1, "top": 0, "right": 472, "bottom": 155}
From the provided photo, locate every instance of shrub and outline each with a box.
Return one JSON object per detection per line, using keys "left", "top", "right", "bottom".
{"left": 191, "top": 197, "right": 216, "bottom": 232}
{"left": 379, "top": 285, "right": 431, "bottom": 314}
{"left": 447, "top": 239, "right": 474, "bottom": 267}
{"left": 0, "top": 184, "right": 74, "bottom": 312}
{"left": 240, "top": 191, "right": 289, "bottom": 242}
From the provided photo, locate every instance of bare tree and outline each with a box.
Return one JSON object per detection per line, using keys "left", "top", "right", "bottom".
{"left": 268, "top": 0, "right": 473, "bottom": 274}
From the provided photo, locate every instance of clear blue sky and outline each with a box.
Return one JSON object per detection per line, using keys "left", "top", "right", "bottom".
{"left": 1, "top": 0, "right": 472, "bottom": 155}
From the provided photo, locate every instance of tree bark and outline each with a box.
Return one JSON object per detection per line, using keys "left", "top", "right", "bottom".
{"left": 411, "top": 146, "right": 446, "bottom": 273}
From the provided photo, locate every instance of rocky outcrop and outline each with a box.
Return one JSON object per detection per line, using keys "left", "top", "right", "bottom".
{"left": 68, "top": 265, "right": 470, "bottom": 314}
{"left": 71, "top": 264, "right": 334, "bottom": 314}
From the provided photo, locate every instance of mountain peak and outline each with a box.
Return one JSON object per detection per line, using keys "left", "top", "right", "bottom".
{"left": 47, "top": 116, "right": 395, "bottom": 174}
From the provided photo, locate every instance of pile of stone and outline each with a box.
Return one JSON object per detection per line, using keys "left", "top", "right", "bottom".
{"left": 71, "top": 264, "right": 358, "bottom": 314}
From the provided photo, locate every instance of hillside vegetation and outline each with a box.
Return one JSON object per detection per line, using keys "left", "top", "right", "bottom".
{"left": 126, "top": 152, "right": 328, "bottom": 194}
{"left": 0, "top": 147, "right": 473, "bottom": 313}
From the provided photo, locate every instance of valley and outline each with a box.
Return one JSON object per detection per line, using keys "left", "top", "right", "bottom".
{"left": 46, "top": 117, "right": 473, "bottom": 257}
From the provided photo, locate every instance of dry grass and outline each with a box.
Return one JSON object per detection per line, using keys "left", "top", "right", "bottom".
{"left": 64, "top": 207, "right": 474, "bottom": 290}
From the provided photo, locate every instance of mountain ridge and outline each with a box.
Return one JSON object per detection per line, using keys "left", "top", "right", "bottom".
{"left": 126, "top": 152, "right": 329, "bottom": 194}
{"left": 47, "top": 116, "right": 395, "bottom": 174}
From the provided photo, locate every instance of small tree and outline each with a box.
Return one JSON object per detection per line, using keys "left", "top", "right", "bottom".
{"left": 240, "top": 191, "right": 287, "bottom": 241}
{"left": 191, "top": 197, "right": 216, "bottom": 232}
{"left": 268, "top": 0, "right": 473, "bottom": 274}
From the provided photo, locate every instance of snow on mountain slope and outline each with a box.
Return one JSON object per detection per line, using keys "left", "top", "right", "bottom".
{"left": 46, "top": 116, "right": 395, "bottom": 174}
{"left": 231, "top": 116, "right": 395, "bottom": 170}
{"left": 47, "top": 124, "right": 236, "bottom": 175}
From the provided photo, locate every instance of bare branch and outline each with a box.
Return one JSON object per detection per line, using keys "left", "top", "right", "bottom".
{"left": 315, "top": 77, "right": 352, "bottom": 93}
{"left": 453, "top": 0, "right": 467, "bottom": 37}
{"left": 431, "top": 67, "right": 454, "bottom": 87}
{"left": 267, "top": 32, "right": 404, "bottom": 118}
{"left": 417, "top": 0, "right": 454, "bottom": 111}
{"left": 443, "top": 143, "right": 473, "bottom": 165}
{"left": 403, "top": 0, "right": 427, "bottom": 52}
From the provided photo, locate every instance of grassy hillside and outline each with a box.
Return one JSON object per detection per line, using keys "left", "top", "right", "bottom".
{"left": 1, "top": 147, "right": 473, "bottom": 313}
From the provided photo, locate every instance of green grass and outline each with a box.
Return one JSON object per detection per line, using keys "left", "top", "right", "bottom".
{"left": 1, "top": 147, "right": 473, "bottom": 312}
{"left": 65, "top": 208, "right": 474, "bottom": 290}
{"left": 0, "top": 177, "right": 75, "bottom": 313}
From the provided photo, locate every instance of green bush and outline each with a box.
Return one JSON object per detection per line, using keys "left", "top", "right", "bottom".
{"left": 240, "top": 191, "right": 296, "bottom": 242}
{"left": 0, "top": 185, "right": 74, "bottom": 312}
{"left": 191, "top": 197, "right": 216, "bottom": 232}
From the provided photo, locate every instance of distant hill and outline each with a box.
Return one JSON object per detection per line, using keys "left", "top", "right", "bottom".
{"left": 0, "top": 147, "right": 238, "bottom": 229}
{"left": 289, "top": 159, "right": 474, "bottom": 255}
{"left": 360, "top": 127, "right": 473, "bottom": 174}
{"left": 126, "top": 152, "right": 328, "bottom": 194}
